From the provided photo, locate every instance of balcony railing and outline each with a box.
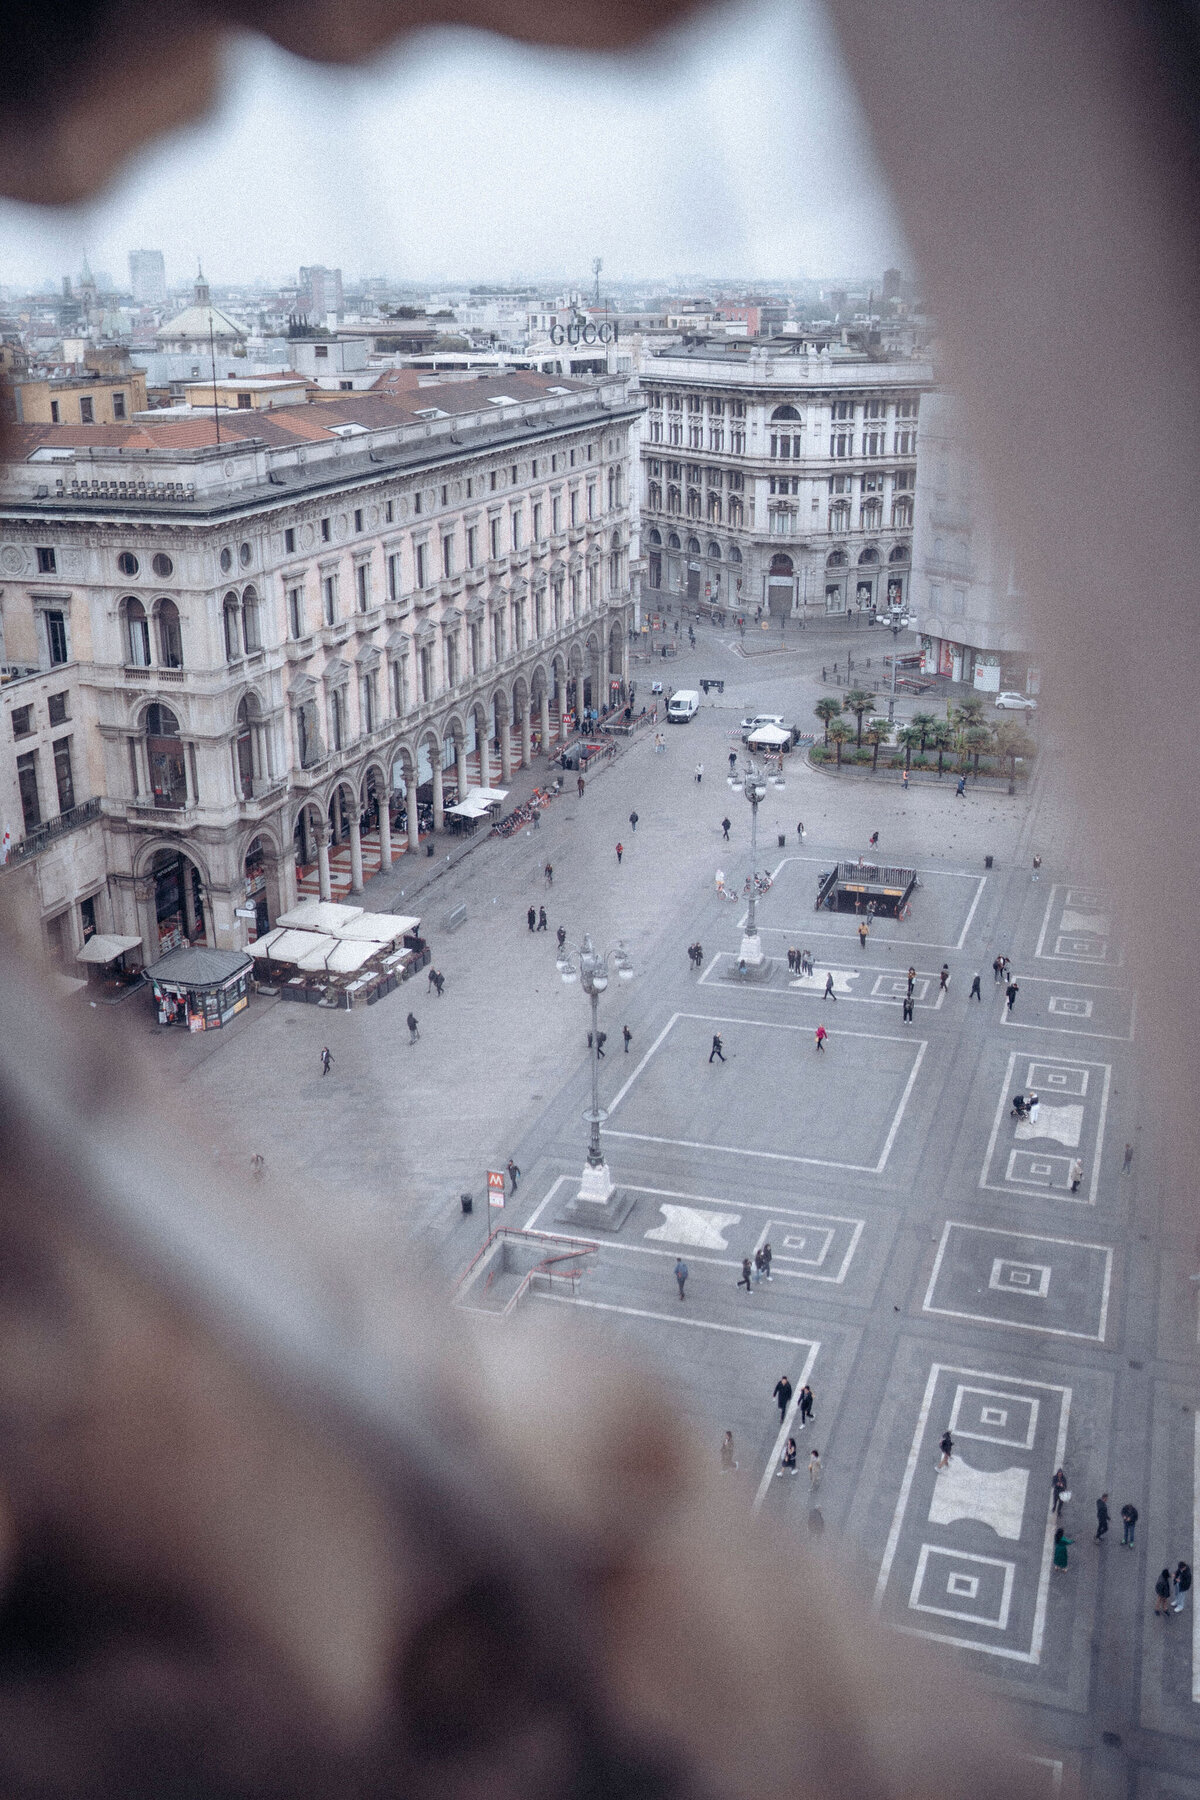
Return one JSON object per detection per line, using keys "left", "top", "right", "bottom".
{"left": 122, "top": 665, "right": 187, "bottom": 684}
{"left": 4, "top": 796, "right": 102, "bottom": 865}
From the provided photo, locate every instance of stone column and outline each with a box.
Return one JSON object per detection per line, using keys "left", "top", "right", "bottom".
{"left": 432, "top": 758, "right": 444, "bottom": 830}
{"left": 539, "top": 687, "right": 551, "bottom": 757}
{"left": 499, "top": 705, "right": 512, "bottom": 783}
{"left": 554, "top": 675, "right": 566, "bottom": 740}
{"left": 456, "top": 733, "right": 469, "bottom": 799}
{"left": 407, "top": 795, "right": 421, "bottom": 855}
{"left": 182, "top": 859, "right": 200, "bottom": 940}
{"left": 280, "top": 847, "right": 299, "bottom": 914}
{"left": 348, "top": 811, "right": 364, "bottom": 894}
{"left": 317, "top": 829, "right": 332, "bottom": 903}
{"left": 521, "top": 700, "right": 532, "bottom": 768}
{"left": 378, "top": 794, "right": 393, "bottom": 871}
{"left": 477, "top": 714, "right": 491, "bottom": 788}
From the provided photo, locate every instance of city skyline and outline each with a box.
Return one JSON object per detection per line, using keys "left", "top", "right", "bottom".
{"left": 0, "top": 0, "right": 906, "bottom": 292}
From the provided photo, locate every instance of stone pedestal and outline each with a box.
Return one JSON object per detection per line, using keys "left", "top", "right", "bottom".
{"left": 559, "top": 1160, "right": 636, "bottom": 1232}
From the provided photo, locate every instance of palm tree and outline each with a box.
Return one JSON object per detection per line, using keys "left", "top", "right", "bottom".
{"left": 993, "top": 719, "right": 1036, "bottom": 783}
{"left": 927, "top": 718, "right": 953, "bottom": 777}
{"left": 827, "top": 717, "right": 854, "bottom": 768}
{"left": 963, "top": 723, "right": 994, "bottom": 774}
{"left": 896, "top": 723, "right": 923, "bottom": 772}
{"left": 815, "top": 695, "right": 842, "bottom": 745}
{"left": 844, "top": 686, "right": 877, "bottom": 746}
{"left": 910, "top": 709, "right": 939, "bottom": 752}
{"left": 864, "top": 717, "right": 892, "bottom": 772}
{"left": 953, "top": 695, "right": 987, "bottom": 733}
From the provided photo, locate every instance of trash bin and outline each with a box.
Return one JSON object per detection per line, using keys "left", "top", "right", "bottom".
{"left": 426, "top": 841, "right": 435, "bottom": 857}
{"left": 460, "top": 1192, "right": 474, "bottom": 1215}
{"left": 984, "top": 854, "right": 994, "bottom": 869}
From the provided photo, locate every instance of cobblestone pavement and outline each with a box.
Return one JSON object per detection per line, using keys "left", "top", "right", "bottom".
{"left": 169, "top": 612, "right": 1194, "bottom": 1794}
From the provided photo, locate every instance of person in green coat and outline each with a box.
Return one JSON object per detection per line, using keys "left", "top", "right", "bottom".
{"left": 1053, "top": 1527, "right": 1074, "bottom": 1570}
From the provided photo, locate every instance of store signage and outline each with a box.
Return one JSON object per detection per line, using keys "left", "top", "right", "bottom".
{"left": 235, "top": 906, "right": 257, "bottom": 919}
{"left": 487, "top": 1169, "right": 506, "bottom": 1208}
{"left": 548, "top": 320, "right": 619, "bottom": 346}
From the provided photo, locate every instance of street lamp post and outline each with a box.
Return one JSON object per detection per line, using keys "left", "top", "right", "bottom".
{"left": 557, "top": 934, "right": 633, "bottom": 1209}
{"left": 887, "top": 616, "right": 902, "bottom": 723}
{"left": 728, "top": 758, "right": 782, "bottom": 969}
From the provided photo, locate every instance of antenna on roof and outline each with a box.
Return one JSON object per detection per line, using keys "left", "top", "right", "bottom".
{"left": 209, "top": 317, "right": 221, "bottom": 447}
{"left": 593, "top": 257, "right": 602, "bottom": 310}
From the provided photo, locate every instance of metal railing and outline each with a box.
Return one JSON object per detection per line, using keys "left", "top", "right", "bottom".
{"left": 4, "top": 796, "right": 101, "bottom": 865}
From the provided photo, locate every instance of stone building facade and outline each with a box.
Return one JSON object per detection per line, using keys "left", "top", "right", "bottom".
{"left": 638, "top": 336, "right": 932, "bottom": 622}
{"left": 0, "top": 371, "right": 638, "bottom": 962}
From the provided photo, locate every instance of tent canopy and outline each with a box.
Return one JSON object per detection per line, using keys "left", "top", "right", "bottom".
{"left": 76, "top": 933, "right": 141, "bottom": 964}
{"left": 747, "top": 723, "right": 791, "bottom": 747}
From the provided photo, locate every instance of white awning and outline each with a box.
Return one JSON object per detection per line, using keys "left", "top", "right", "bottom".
{"left": 249, "top": 928, "right": 340, "bottom": 965}
{"left": 748, "top": 724, "right": 790, "bottom": 746}
{"left": 337, "top": 910, "right": 418, "bottom": 942}
{"left": 297, "top": 939, "right": 378, "bottom": 974}
{"left": 276, "top": 899, "right": 364, "bottom": 932}
{"left": 76, "top": 933, "right": 141, "bottom": 964}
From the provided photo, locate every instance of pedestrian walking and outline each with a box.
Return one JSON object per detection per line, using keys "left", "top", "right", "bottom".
{"left": 1096, "top": 1493, "right": 1109, "bottom": 1540}
{"left": 753, "top": 1246, "right": 767, "bottom": 1287}
{"left": 1123, "top": 1142, "right": 1134, "bottom": 1173}
{"left": 902, "top": 995, "right": 914, "bottom": 1023}
{"left": 674, "top": 1257, "right": 688, "bottom": 1300}
{"left": 728, "top": 751, "right": 738, "bottom": 773}
{"left": 506, "top": 1159, "right": 520, "bottom": 1193}
{"left": 1032, "top": 854, "right": 1042, "bottom": 880}
{"left": 250, "top": 1152, "right": 265, "bottom": 1180}
{"left": 937, "top": 1429, "right": 954, "bottom": 1470}
{"left": 596, "top": 1031, "right": 606, "bottom": 1058}
{"left": 720, "top": 1430, "right": 738, "bottom": 1472}
{"left": 787, "top": 947, "right": 797, "bottom": 974}
{"left": 777, "top": 1437, "right": 798, "bottom": 1477}
{"left": 798, "top": 1384, "right": 814, "bottom": 1429}
{"left": 1005, "top": 979, "right": 1020, "bottom": 1011}
{"left": 737, "top": 1257, "right": 753, "bottom": 1293}
{"left": 939, "top": 964, "right": 950, "bottom": 992}
{"left": 823, "top": 971, "right": 836, "bottom": 1000}
{"left": 993, "top": 955, "right": 1004, "bottom": 984}
{"left": 544, "top": 862, "right": 553, "bottom": 886}
{"left": 622, "top": 1024, "right": 632, "bottom": 1053}
{"left": 721, "top": 816, "right": 731, "bottom": 840}
{"left": 814, "top": 1023, "right": 828, "bottom": 1052}
{"left": 1155, "top": 1569, "right": 1174, "bottom": 1614}
{"left": 956, "top": 774, "right": 966, "bottom": 796}
{"left": 577, "top": 775, "right": 585, "bottom": 798}
{"left": 902, "top": 769, "right": 909, "bottom": 791}
{"left": 808, "top": 1448, "right": 822, "bottom": 1490}
{"left": 655, "top": 733, "right": 664, "bottom": 753}
{"left": 762, "top": 1241, "right": 773, "bottom": 1281}
{"left": 801, "top": 949, "right": 813, "bottom": 976}
{"left": 320, "top": 1045, "right": 333, "bottom": 1077}
{"left": 1051, "top": 1467, "right": 1068, "bottom": 1516}
{"left": 773, "top": 1375, "right": 794, "bottom": 1422}
{"left": 694, "top": 762, "right": 703, "bottom": 783}
{"left": 1053, "top": 1528, "right": 1074, "bottom": 1572}
{"left": 629, "top": 810, "right": 639, "bottom": 832}
{"left": 858, "top": 920, "right": 869, "bottom": 949}
{"left": 406, "top": 1012, "right": 419, "bottom": 1044}
{"left": 1069, "top": 1157, "right": 1084, "bottom": 1192}
{"left": 527, "top": 905, "right": 537, "bottom": 932}
{"left": 428, "top": 964, "right": 439, "bottom": 992}
{"left": 615, "top": 842, "right": 624, "bottom": 864}
{"left": 869, "top": 831, "right": 879, "bottom": 849}
{"left": 907, "top": 966, "right": 916, "bottom": 996}
{"left": 1173, "top": 1560, "right": 1192, "bottom": 1612}
{"left": 797, "top": 821, "right": 806, "bottom": 840}
{"left": 1121, "top": 1502, "right": 1139, "bottom": 1546}
{"left": 556, "top": 925, "right": 567, "bottom": 951}
{"left": 709, "top": 1033, "right": 725, "bottom": 1063}
{"left": 537, "top": 906, "right": 548, "bottom": 931}
{"left": 969, "top": 973, "right": 982, "bottom": 1001}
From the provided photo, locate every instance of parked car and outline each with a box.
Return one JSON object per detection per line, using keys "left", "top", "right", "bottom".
{"left": 740, "top": 712, "right": 785, "bottom": 740}
{"left": 994, "top": 691, "right": 1038, "bottom": 710}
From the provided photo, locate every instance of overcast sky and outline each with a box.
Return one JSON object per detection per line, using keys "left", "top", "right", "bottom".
{"left": 0, "top": 0, "right": 905, "bottom": 292}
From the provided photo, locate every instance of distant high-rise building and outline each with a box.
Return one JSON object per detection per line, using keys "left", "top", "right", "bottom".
{"left": 129, "top": 249, "right": 166, "bottom": 306}
{"left": 882, "top": 267, "right": 902, "bottom": 301}
{"left": 299, "top": 265, "right": 343, "bottom": 322}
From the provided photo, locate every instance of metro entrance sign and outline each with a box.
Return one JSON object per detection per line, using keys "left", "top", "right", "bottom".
{"left": 487, "top": 1170, "right": 506, "bottom": 1208}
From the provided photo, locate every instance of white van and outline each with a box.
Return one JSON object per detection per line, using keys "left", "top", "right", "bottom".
{"left": 667, "top": 689, "right": 700, "bottom": 723}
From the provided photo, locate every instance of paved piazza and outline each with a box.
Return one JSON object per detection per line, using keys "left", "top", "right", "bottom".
{"left": 179, "top": 620, "right": 1198, "bottom": 1793}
